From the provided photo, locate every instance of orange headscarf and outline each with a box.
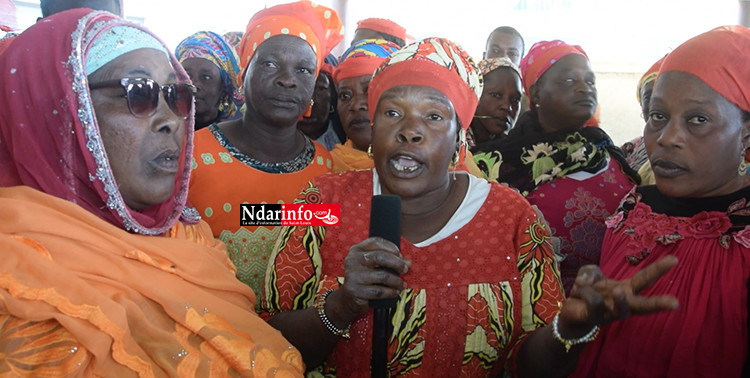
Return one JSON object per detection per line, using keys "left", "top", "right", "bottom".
{"left": 355, "top": 18, "right": 406, "bottom": 43}
{"left": 238, "top": 0, "right": 343, "bottom": 80}
{"left": 659, "top": 25, "right": 750, "bottom": 113}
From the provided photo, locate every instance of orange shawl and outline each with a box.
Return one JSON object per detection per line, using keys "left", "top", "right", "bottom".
{"left": 0, "top": 186, "right": 303, "bottom": 377}
{"left": 330, "top": 140, "right": 374, "bottom": 172}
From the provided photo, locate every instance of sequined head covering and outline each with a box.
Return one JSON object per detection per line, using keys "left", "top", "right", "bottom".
{"left": 176, "top": 31, "right": 243, "bottom": 120}
{"left": 355, "top": 18, "right": 406, "bottom": 43}
{"left": 478, "top": 57, "right": 522, "bottom": 83}
{"left": 333, "top": 38, "right": 400, "bottom": 84}
{"left": 238, "top": 0, "right": 344, "bottom": 80}
{"left": 0, "top": 9, "right": 197, "bottom": 235}
{"left": 368, "top": 37, "right": 482, "bottom": 131}
{"left": 636, "top": 55, "right": 667, "bottom": 104}
{"left": 85, "top": 25, "right": 168, "bottom": 75}
{"left": 519, "top": 40, "right": 587, "bottom": 98}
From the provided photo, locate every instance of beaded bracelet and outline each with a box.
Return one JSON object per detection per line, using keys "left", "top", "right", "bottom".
{"left": 313, "top": 289, "right": 351, "bottom": 339}
{"left": 551, "top": 313, "right": 599, "bottom": 352}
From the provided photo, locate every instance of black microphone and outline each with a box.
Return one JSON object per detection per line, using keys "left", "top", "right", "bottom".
{"left": 368, "top": 194, "right": 401, "bottom": 378}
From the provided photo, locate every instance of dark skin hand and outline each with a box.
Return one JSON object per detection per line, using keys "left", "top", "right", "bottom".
{"left": 517, "top": 255, "right": 679, "bottom": 378}
{"left": 267, "top": 237, "right": 411, "bottom": 369}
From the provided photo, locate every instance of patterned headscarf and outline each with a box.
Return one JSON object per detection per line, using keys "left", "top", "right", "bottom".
{"left": 636, "top": 55, "right": 666, "bottom": 104}
{"left": 238, "top": 0, "right": 344, "bottom": 80}
{"left": 355, "top": 18, "right": 406, "bottom": 43}
{"left": 0, "top": 9, "right": 197, "bottom": 235}
{"left": 368, "top": 37, "right": 482, "bottom": 131}
{"left": 478, "top": 57, "right": 522, "bottom": 83}
{"left": 176, "top": 31, "right": 243, "bottom": 120}
{"left": 368, "top": 38, "right": 482, "bottom": 168}
{"left": 519, "top": 40, "right": 587, "bottom": 99}
{"left": 333, "top": 38, "right": 400, "bottom": 84}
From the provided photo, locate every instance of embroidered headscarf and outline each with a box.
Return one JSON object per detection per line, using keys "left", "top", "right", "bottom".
{"left": 478, "top": 57, "right": 522, "bottom": 82}
{"left": 238, "top": 0, "right": 344, "bottom": 80}
{"left": 176, "top": 31, "right": 243, "bottom": 120}
{"left": 355, "top": 18, "right": 406, "bottom": 44}
{"left": 659, "top": 26, "right": 750, "bottom": 113}
{"left": 637, "top": 55, "right": 666, "bottom": 104}
{"left": 333, "top": 38, "right": 400, "bottom": 84}
{"left": 519, "top": 40, "right": 587, "bottom": 105}
{"left": 0, "top": 9, "right": 197, "bottom": 235}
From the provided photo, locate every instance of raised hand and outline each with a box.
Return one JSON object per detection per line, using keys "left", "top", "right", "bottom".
{"left": 558, "top": 255, "right": 680, "bottom": 337}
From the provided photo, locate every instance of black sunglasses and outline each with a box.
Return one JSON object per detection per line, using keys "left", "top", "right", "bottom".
{"left": 89, "top": 78, "right": 196, "bottom": 118}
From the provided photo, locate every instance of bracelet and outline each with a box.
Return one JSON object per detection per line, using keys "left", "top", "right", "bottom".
{"left": 312, "top": 289, "right": 350, "bottom": 339}
{"left": 551, "top": 313, "right": 599, "bottom": 352}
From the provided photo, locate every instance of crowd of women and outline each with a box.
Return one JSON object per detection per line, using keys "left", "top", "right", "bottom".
{"left": 0, "top": 0, "right": 748, "bottom": 376}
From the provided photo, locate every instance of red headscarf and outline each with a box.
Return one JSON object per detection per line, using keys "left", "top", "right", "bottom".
{"left": 238, "top": 0, "right": 343, "bottom": 79}
{"left": 0, "top": 9, "right": 197, "bottom": 235}
{"left": 356, "top": 18, "right": 406, "bottom": 43}
{"left": 659, "top": 25, "right": 750, "bottom": 113}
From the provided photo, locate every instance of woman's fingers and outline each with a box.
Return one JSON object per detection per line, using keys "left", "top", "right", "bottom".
{"left": 629, "top": 255, "right": 678, "bottom": 294}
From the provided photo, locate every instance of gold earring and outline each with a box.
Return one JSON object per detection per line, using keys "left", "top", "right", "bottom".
{"left": 310, "top": 99, "right": 315, "bottom": 107}
{"left": 451, "top": 150, "right": 460, "bottom": 167}
{"left": 739, "top": 156, "right": 747, "bottom": 176}
{"left": 367, "top": 145, "right": 373, "bottom": 158}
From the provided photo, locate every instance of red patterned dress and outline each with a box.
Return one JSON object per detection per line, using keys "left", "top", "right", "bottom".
{"left": 573, "top": 185, "right": 750, "bottom": 377}
{"left": 261, "top": 170, "right": 564, "bottom": 377}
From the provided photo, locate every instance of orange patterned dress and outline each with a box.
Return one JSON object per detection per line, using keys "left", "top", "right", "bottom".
{"left": 262, "top": 170, "right": 564, "bottom": 377}
{"left": 189, "top": 124, "right": 333, "bottom": 300}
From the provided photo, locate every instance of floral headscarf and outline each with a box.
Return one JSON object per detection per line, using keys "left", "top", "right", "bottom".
{"left": 0, "top": 9, "right": 198, "bottom": 235}
{"left": 333, "top": 38, "right": 400, "bottom": 84}
{"left": 176, "top": 31, "right": 243, "bottom": 120}
{"left": 238, "top": 0, "right": 344, "bottom": 79}
{"left": 478, "top": 57, "right": 522, "bottom": 83}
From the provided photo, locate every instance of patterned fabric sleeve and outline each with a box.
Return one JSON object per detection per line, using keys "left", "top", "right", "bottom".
{"left": 505, "top": 205, "right": 565, "bottom": 374}
{"left": 261, "top": 181, "right": 330, "bottom": 318}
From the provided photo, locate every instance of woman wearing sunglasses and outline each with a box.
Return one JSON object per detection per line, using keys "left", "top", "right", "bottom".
{"left": 188, "top": 0, "right": 343, "bottom": 302}
{"left": 0, "top": 9, "right": 304, "bottom": 376}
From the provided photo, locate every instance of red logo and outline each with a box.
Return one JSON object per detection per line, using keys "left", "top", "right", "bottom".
{"left": 282, "top": 204, "right": 340, "bottom": 226}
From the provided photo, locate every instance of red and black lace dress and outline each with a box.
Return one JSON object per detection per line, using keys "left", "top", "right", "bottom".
{"left": 572, "top": 185, "right": 750, "bottom": 377}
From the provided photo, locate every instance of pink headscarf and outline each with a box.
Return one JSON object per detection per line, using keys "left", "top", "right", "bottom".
{"left": 0, "top": 9, "right": 198, "bottom": 235}
{"left": 519, "top": 40, "right": 587, "bottom": 106}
